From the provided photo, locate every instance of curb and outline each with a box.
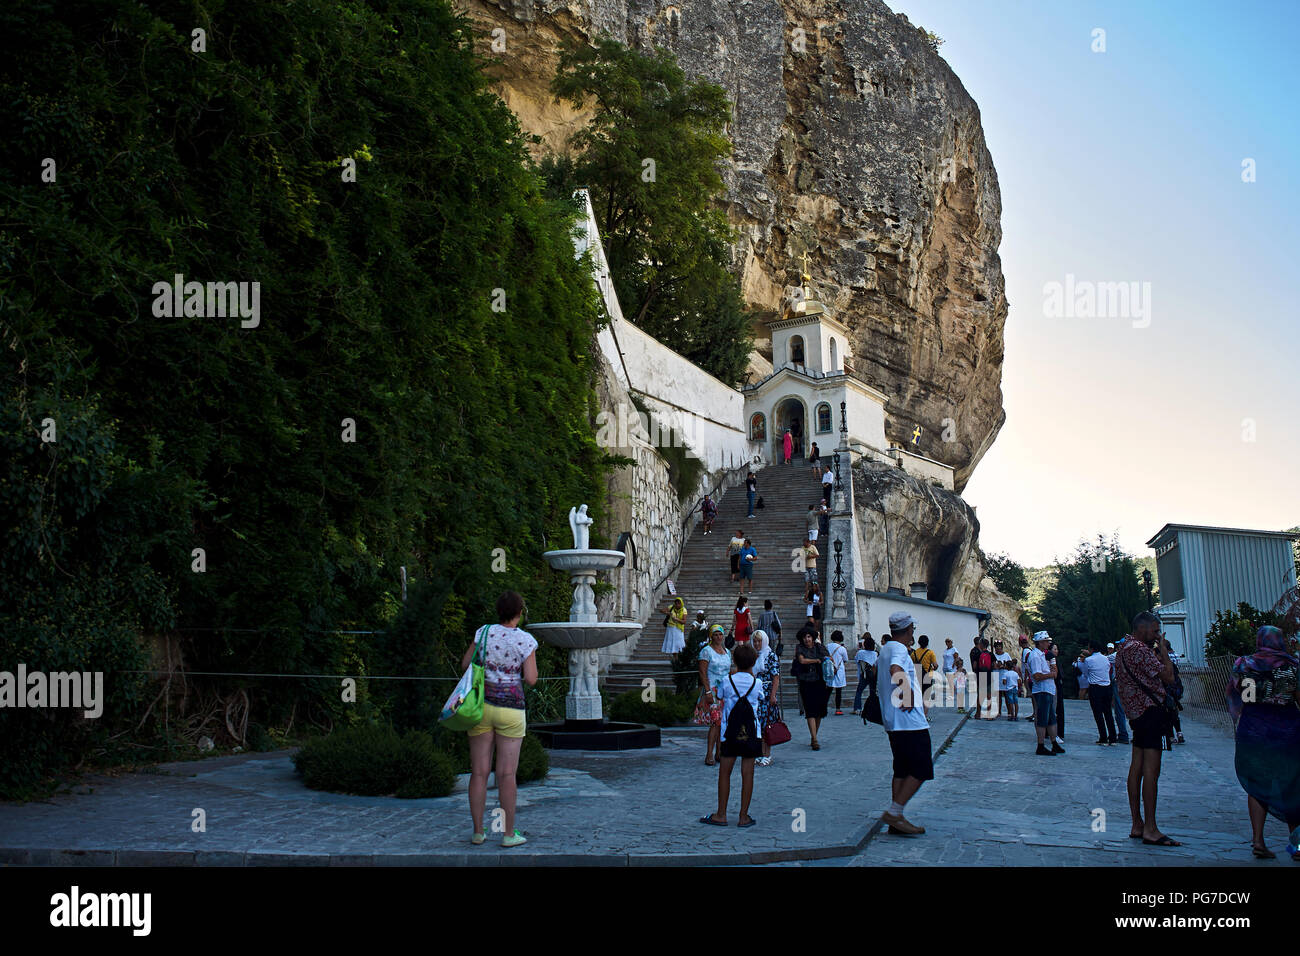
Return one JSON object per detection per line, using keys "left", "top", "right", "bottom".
{"left": 850, "top": 706, "right": 973, "bottom": 855}
{"left": 0, "top": 711, "right": 974, "bottom": 869}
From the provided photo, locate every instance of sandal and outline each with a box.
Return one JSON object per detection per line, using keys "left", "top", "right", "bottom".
{"left": 738, "top": 816, "right": 757, "bottom": 828}
{"left": 1142, "top": 835, "right": 1182, "bottom": 847}
{"left": 811, "top": 740, "right": 820, "bottom": 750}
{"left": 699, "top": 815, "right": 727, "bottom": 827}
{"left": 1252, "top": 843, "right": 1276, "bottom": 859}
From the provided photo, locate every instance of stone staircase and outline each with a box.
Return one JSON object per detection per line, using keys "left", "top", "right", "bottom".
{"left": 605, "top": 458, "right": 837, "bottom": 713}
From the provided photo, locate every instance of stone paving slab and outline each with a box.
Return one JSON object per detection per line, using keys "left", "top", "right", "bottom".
{"left": 4, "top": 707, "right": 1280, "bottom": 867}
{"left": 0, "top": 708, "right": 966, "bottom": 866}
{"left": 776, "top": 709, "right": 1294, "bottom": 867}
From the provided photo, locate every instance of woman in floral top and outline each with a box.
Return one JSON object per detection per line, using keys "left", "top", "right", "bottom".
{"left": 461, "top": 590, "right": 537, "bottom": 848}
{"left": 694, "top": 625, "right": 733, "bottom": 766}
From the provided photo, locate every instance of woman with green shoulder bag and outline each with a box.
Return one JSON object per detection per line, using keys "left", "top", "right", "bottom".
{"left": 459, "top": 591, "right": 537, "bottom": 848}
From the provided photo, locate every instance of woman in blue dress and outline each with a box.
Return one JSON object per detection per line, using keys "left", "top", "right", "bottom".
{"left": 1228, "top": 625, "right": 1300, "bottom": 860}
{"left": 694, "top": 625, "right": 734, "bottom": 766}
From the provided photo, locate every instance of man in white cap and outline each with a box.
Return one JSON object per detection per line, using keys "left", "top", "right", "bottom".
{"left": 876, "top": 611, "right": 933, "bottom": 835}
{"left": 1027, "top": 631, "right": 1063, "bottom": 756}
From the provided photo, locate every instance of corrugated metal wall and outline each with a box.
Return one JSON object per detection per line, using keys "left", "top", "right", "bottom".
{"left": 1177, "top": 530, "right": 1297, "bottom": 667}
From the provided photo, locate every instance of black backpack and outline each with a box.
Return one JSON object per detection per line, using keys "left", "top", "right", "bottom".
{"left": 724, "top": 676, "right": 762, "bottom": 757}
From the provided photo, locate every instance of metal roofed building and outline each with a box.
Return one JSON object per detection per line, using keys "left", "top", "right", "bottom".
{"left": 1146, "top": 523, "right": 1299, "bottom": 667}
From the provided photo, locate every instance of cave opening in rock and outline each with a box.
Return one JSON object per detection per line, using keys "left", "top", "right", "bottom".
{"left": 929, "top": 540, "right": 962, "bottom": 603}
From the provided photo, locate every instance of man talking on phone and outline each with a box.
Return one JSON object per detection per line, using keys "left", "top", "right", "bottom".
{"left": 1115, "top": 611, "right": 1180, "bottom": 847}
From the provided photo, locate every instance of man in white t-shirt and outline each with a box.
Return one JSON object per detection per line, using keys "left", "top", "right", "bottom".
{"left": 1027, "top": 631, "right": 1062, "bottom": 756}
{"left": 877, "top": 612, "right": 933, "bottom": 836}
{"left": 1082, "top": 639, "right": 1119, "bottom": 744}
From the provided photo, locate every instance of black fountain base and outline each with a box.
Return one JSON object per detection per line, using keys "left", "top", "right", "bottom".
{"left": 531, "top": 718, "right": 660, "bottom": 750}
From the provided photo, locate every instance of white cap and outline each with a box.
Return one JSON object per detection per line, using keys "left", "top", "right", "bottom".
{"left": 889, "top": 612, "right": 915, "bottom": 632}
{"left": 1106, "top": 642, "right": 1114, "bottom": 649}
{"left": 1033, "top": 630, "right": 1051, "bottom": 643}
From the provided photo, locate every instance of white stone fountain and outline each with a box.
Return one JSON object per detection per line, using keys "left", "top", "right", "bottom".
{"left": 529, "top": 505, "right": 658, "bottom": 748}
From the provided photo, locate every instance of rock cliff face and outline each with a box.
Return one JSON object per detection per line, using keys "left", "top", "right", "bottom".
{"left": 456, "top": 0, "right": 1019, "bottom": 632}
{"left": 853, "top": 459, "right": 1021, "bottom": 644}
{"left": 457, "top": 0, "right": 1007, "bottom": 491}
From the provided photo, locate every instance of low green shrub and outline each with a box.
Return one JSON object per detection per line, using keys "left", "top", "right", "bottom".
{"left": 608, "top": 688, "right": 694, "bottom": 726}
{"left": 246, "top": 723, "right": 275, "bottom": 753}
{"left": 517, "top": 733, "right": 549, "bottom": 783}
{"left": 293, "top": 723, "right": 456, "bottom": 798}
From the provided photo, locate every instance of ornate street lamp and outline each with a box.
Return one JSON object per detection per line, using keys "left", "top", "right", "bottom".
{"left": 832, "top": 538, "right": 846, "bottom": 613}
{"left": 839, "top": 400, "right": 848, "bottom": 442}
{"left": 1142, "top": 567, "right": 1153, "bottom": 610}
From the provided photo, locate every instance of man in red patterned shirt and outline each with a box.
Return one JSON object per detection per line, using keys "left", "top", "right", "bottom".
{"left": 1115, "top": 611, "right": 1179, "bottom": 847}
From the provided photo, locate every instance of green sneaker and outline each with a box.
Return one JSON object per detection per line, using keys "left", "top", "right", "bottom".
{"left": 501, "top": 829, "right": 527, "bottom": 848}
{"left": 471, "top": 830, "right": 486, "bottom": 845}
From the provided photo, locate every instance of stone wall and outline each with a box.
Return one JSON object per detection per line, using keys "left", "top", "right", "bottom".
{"left": 593, "top": 345, "right": 747, "bottom": 669}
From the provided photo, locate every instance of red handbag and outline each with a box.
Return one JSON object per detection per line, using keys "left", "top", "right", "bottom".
{"left": 764, "top": 719, "right": 792, "bottom": 746}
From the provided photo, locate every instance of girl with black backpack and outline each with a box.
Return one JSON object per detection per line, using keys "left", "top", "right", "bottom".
{"left": 700, "top": 643, "right": 762, "bottom": 828}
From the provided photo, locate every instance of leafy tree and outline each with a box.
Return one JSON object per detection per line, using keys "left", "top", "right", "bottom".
{"left": 1037, "top": 535, "right": 1148, "bottom": 688}
{"left": 983, "top": 551, "right": 1028, "bottom": 602}
{"left": 549, "top": 39, "right": 754, "bottom": 385}
{"left": 0, "top": 0, "right": 608, "bottom": 793}
{"left": 1204, "top": 602, "right": 1281, "bottom": 661}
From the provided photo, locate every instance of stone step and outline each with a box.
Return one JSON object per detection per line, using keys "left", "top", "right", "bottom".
{"left": 602, "top": 461, "right": 842, "bottom": 698}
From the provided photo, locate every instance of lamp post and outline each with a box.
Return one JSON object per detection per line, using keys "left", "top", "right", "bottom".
{"left": 832, "top": 538, "right": 846, "bottom": 615}
{"left": 1142, "top": 568, "right": 1153, "bottom": 610}
{"left": 839, "top": 400, "right": 848, "bottom": 449}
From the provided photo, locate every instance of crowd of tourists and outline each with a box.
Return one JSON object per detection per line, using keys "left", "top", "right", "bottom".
{"left": 453, "top": 589, "right": 1298, "bottom": 861}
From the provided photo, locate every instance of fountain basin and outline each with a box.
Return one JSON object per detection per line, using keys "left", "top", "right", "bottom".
{"left": 531, "top": 720, "right": 660, "bottom": 750}
{"left": 542, "top": 549, "right": 627, "bottom": 573}
{"left": 530, "top": 622, "right": 641, "bottom": 649}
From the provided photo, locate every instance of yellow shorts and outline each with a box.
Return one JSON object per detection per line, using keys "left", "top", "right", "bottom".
{"left": 467, "top": 702, "right": 527, "bottom": 739}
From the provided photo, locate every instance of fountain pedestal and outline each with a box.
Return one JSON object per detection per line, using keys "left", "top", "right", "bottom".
{"left": 528, "top": 542, "right": 660, "bottom": 749}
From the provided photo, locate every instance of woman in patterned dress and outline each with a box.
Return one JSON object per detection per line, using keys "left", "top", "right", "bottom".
{"left": 694, "top": 625, "right": 734, "bottom": 766}
{"left": 752, "top": 630, "right": 782, "bottom": 766}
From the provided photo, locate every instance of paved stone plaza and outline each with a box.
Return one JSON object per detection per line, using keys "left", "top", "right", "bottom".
{"left": 0, "top": 706, "right": 1291, "bottom": 866}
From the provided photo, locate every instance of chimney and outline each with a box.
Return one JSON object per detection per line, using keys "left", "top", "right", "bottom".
{"left": 910, "top": 582, "right": 928, "bottom": 600}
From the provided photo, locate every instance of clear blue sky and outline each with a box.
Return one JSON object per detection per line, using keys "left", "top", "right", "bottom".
{"left": 887, "top": 0, "right": 1300, "bottom": 567}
